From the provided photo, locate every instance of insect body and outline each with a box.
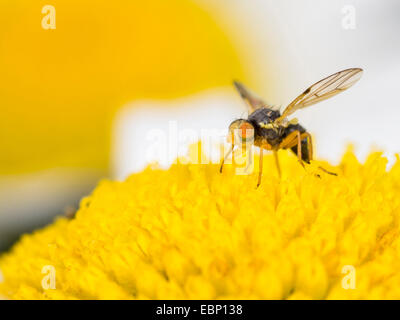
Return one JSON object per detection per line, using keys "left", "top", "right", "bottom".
{"left": 221, "top": 68, "right": 363, "bottom": 186}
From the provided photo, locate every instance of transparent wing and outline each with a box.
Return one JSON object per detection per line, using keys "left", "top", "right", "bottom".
{"left": 233, "top": 81, "right": 275, "bottom": 113}
{"left": 279, "top": 68, "right": 363, "bottom": 119}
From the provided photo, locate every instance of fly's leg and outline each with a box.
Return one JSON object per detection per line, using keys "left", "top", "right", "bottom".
{"left": 257, "top": 147, "right": 264, "bottom": 188}
{"left": 318, "top": 166, "right": 338, "bottom": 176}
{"left": 305, "top": 132, "right": 313, "bottom": 162}
{"left": 220, "top": 143, "right": 234, "bottom": 173}
{"left": 281, "top": 131, "right": 337, "bottom": 176}
{"left": 278, "top": 130, "right": 306, "bottom": 169}
{"left": 304, "top": 133, "right": 337, "bottom": 176}
{"left": 273, "top": 150, "right": 281, "bottom": 178}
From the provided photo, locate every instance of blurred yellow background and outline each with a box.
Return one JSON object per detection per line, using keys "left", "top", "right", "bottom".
{"left": 0, "top": 0, "right": 244, "bottom": 175}
{"left": 0, "top": 0, "right": 250, "bottom": 251}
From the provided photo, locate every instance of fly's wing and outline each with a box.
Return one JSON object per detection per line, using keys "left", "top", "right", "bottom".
{"left": 233, "top": 81, "right": 275, "bottom": 113}
{"left": 278, "top": 68, "right": 363, "bottom": 120}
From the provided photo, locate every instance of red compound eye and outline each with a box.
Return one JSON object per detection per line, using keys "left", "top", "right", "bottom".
{"left": 239, "top": 122, "right": 252, "bottom": 138}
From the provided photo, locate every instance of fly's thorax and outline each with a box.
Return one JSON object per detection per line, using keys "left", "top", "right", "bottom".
{"left": 248, "top": 107, "right": 280, "bottom": 124}
{"left": 254, "top": 113, "right": 302, "bottom": 146}
{"left": 257, "top": 126, "right": 283, "bottom": 147}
